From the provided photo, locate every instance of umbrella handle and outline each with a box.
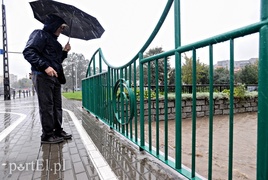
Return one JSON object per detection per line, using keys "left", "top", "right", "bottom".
{"left": 68, "top": 20, "right": 72, "bottom": 43}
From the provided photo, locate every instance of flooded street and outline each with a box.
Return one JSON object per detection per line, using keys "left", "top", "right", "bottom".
{"left": 144, "top": 112, "right": 257, "bottom": 179}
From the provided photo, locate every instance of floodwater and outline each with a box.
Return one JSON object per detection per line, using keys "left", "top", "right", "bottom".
{"left": 79, "top": 94, "right": 257, "bottom": 179}
{"left": 144, "top": 112, "right": 257, "bottom": 179}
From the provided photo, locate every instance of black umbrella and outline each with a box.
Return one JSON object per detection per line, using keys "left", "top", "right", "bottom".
{"left": 29, "top": 0, "right": 105, "bottom": 41}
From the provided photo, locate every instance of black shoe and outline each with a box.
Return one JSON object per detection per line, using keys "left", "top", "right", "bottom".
{"left": 57, "top": 131, "right": 72, "bottom": 140}
{"left": 41, "top": 136, "right": 64, "bottom": 144}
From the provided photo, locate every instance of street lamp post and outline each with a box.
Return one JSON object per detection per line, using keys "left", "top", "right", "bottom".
{"left": 75, "top": 64, "right": 78, "bottom": 91}
{"left": 70, "top": 62, "right": 78, "bottom": 93}
{"left": 2, "top": 0, "right": 10, "bottom": 100}
{"left": 72, "top": 63, "right": 74, "bottom": 93}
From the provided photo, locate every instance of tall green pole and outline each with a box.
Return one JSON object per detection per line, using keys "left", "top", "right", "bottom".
{"left": 174, "top": 0, "right": 182, "bottom": 169}
{"left": 257, "top": 0, "right": 268, "bottom": 179}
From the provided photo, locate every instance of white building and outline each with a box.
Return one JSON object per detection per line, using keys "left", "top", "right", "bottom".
{"left": 214, "top": 58, "right": 258, "bottom": 72}
{"left": 0, "top": 74, "right": 18, "bottom": 87}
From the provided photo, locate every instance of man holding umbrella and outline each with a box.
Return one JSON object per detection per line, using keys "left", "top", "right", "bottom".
{"left": 23, "top": 14, "right": 72, "bottom": 144}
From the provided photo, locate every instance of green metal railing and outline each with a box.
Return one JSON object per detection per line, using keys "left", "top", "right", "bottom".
{"left": 82, "top": 0, "right": 268, "bottom": 179}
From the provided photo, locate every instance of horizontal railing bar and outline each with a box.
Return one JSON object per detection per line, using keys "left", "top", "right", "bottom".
{"left": 83, "top": 71, "right": 108, "bottom": 80}
{"left": 141, "top": 19, "right": 268, "bottom": 64}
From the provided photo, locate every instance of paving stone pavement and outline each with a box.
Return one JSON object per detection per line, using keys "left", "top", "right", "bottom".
{"left": 0, "top": 95, "right": 186, "bottom": 180}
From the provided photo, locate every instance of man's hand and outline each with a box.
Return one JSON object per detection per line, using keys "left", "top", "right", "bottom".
{"left": 45, "top": 66, "right": 58, "bottom": 77}
{"left": 63, "top": 42, "right": 71, "bottom": 52}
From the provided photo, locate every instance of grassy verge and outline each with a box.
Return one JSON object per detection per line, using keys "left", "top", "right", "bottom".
{"left": 62, "top": 91, "right": 82, "bottom": 100}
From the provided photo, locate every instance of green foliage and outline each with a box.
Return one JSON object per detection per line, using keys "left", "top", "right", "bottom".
{"left": 182, "top": 54, "right": 209, "bottom": 84}
{"left": 222, "top": 84, "right": 246, "bottom": 98}
{"left": 234, "top": 84, "right": 246, "bottom": 98}
{"left": 135, "top": 88, "right": 156, "bottom": 99}
{"left": 78, "top": 85, "right": 256, "bottom": 102}
{"left": 135, "top": 88, "right": 140, "bottom": 97}
{"left": 222, "top": 89, "right": 229, "bottom": 94}
{"left": 244, "top": 91, "right": 258, "bottom": 98}
{"left": 11, "top": 78, "right": 32, "bottom": 89}
{"left": 168, "top": 68, "right": 175, "bottom": 85}
{"left": 180, "top": 92, "right": 229, "bottom": 100}
{"left": 116, "top": 87, "right": 132, "bottom": 99}
{"left": 136, "top": 47, "right": 171, "bottom": 86}
{"left": 135, "top": 90, "right": 257, "bottom": 101}
{"left": 239, "top": 64, "right": 258, "bottom": 84}
{"left": 144, "top": 89, "right": 156, "bottom": 99}
{"left": 181, "top": 56, "right": 192, "bottom": 84}
{"left": 214, "top": 67, "right": 230, "bottom": 84}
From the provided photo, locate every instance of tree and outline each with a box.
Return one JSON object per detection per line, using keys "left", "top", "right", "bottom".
{"left": 214, "top": 67, "right": 230, "bottom": 84}
{"left": 239, "top": 64, "right": 258, "bottom": 84}
{"left": 199, "top": 65, "right": 209, "bottom": 84}
{"left": 137, "top": 47, "right": 171, "bottom": 86}
{"left": 12, "top": 78, "right": 32, "bottom": 89}
{"left": 234, "top": 70, "right": 242, "bottom": 84}
{"left": 168, "top": 68, "right": 175, "bottom": 85}
{"left": 181, "top": 54, "right": 209, "bottom": 84}
{"left": 62, "top": 53, "right": 89, "bottom": 91}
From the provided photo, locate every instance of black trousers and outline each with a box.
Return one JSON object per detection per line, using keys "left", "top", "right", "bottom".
{"left": 32, "top": 72, "right": 63, "bottom": 138}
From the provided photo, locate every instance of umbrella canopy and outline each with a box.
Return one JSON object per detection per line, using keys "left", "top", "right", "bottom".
{"left": 29, "top": 0, "right": 105, "bottom": 40}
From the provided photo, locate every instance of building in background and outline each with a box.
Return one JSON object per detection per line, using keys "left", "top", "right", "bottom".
{"left": 214, "top": 58, "right": 258, "bottom": 72}
{"left": 9, "top": 74, "right": 18, "bottom": 86}
{"left": 0, "top": 74, "right": 18, "bottom": 87}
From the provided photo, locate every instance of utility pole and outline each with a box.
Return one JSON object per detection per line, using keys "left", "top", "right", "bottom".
{"left": 72, "top": 63, "right": 74, "bottom": 93}
{"left": 2, "top": 0, "right": 10, "bottom": 100}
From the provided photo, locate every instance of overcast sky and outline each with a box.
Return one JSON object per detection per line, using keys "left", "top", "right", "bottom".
{"left": 1, "top": 0, "right": 260, "bottom": 79}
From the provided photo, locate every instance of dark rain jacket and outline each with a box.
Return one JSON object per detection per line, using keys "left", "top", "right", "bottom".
{"left": 23, "top": 29, "right": 67, "bottom": 84}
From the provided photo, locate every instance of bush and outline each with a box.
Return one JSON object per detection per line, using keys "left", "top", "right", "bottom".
{"left": 222, "top": 84, "right": 246, "bottom": 98}
{"left": 135, "top": 88, "right": 156, "bottom": 99}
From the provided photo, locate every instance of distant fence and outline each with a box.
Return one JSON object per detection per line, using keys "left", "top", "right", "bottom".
{"left": 144, "top": 84, "right": 258, "bottom": 93}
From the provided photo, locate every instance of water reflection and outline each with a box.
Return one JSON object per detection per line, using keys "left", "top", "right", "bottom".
{"left": 29, "top": 101, "right": 37, "bottom": 141}
{"left": 3, "top": 112, "right": 11, "bottom": 156}
{"left": 2, "top": 101, "right": 11, "bottom": 178}
{"left": 35, "top": 142, "right": 67, "bottom": 179}
{"left": 80, "top": 112, "right": 172, "bottom": 180}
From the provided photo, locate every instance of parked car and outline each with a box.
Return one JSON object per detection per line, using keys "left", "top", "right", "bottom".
{"left": 247, "top": 86, "right": 258, "bottom": 92}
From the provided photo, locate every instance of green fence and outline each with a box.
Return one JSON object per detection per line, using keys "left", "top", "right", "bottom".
{"left": 82, "top": 0, "right": 268, "bottom": 179}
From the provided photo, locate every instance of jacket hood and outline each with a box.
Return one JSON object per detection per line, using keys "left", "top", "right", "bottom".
{"left": 43, "top": 14, "right": 66, "bottom": 35}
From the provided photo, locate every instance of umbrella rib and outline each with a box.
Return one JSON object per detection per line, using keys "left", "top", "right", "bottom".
{"left": 68, "top": 12, "right": 75, "bottom": 42}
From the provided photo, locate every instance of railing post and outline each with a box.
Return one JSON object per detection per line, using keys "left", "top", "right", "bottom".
{"left": 174, "top": 0, "right": 182, "bottom": 170}
{"left": 139, "top": 52, "right": 145, "bottom": 150}
{"left": 257, "top": 0, "right": 268, "bottom": 179}
{"left": 174, "top": 0, "right": 181, "bottom": 48}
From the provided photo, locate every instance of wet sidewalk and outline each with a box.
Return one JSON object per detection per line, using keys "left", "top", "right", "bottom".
{"left": 0, "top": 95, "right": 185, "bottom": 180}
